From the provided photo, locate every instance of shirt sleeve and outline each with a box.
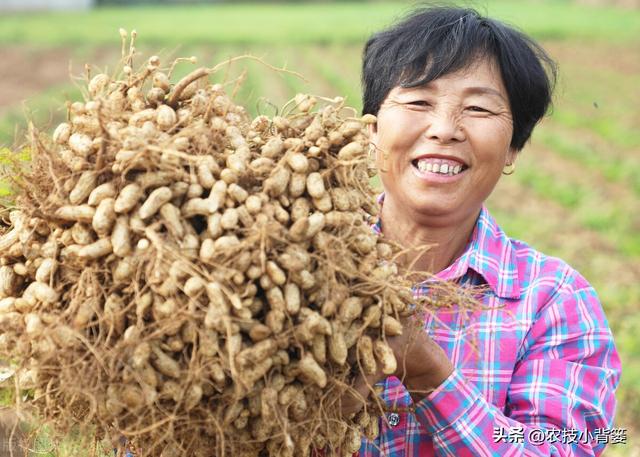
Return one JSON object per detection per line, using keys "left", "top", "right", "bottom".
{"left": 413, "top": 278, "right": 622, "bottom": 456}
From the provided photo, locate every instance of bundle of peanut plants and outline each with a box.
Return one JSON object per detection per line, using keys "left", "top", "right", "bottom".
{"left": 0, "top": 32, "right": 465, "bottom": 456}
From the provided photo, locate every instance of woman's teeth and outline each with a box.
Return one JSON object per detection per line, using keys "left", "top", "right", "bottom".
{"left": 416, "top": 160, "right": 463, "bottom": 176}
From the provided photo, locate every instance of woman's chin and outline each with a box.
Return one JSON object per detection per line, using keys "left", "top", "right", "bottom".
{"left": 405, "top": 195, "right": 463, "bottom": 220}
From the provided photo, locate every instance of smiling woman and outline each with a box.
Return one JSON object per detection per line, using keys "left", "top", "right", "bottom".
{"left": 372, "top": 58, "right": 515, "bottom": 253}
{"left": 346, "top": 6, "right": 623, "bottom": 457}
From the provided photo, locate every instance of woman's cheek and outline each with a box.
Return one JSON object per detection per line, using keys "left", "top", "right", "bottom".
{"left": 383, "top": 114, "right": 424, "bottom": 149}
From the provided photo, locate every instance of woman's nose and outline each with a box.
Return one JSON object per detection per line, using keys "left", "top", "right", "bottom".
{"left": 424, "top": 110, "right": 465, "bottom": 143}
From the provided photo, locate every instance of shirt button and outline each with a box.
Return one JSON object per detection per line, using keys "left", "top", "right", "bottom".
{"left": 387, "top": 413, "right": 400, "bottom": 427}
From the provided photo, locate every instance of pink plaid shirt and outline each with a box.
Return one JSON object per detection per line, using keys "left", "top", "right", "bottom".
{"left": 359, "top": 205, "right": 621, "bottom": 456}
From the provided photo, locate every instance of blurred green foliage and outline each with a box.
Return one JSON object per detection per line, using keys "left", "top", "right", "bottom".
{"left": 0, "top": 1, "right": 638, "bottom": 46}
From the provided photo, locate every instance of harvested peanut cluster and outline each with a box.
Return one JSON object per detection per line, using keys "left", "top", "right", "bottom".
{"left": 0, "top": 32, "right": 460, "bottom": 457}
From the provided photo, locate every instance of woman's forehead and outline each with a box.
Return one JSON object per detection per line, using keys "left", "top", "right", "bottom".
{"left": 396, "top": 56, "right": 506, "bottom": 92}
{"left": 394, "top": 61, "right": 507, "bottom": 97}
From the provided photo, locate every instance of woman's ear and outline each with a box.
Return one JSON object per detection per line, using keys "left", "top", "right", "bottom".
{"left": 367, "top": 122, "right": 377, "bottom": 139}
{"left": 506, "top": 147, "right": 518, "bottom": 166}
{"left": 367, "top": 121, "right": 388, "bottom": 173}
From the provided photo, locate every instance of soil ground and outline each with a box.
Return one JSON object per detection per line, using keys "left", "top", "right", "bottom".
{"left": 0, "top": 47, "right": 73, "bottom": 114}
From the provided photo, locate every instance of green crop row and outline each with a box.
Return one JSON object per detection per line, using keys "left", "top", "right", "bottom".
{"left": 0, "top": 1, "right": 638, "bottom": 47}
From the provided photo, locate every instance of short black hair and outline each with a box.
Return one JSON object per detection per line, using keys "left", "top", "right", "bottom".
{"left": 362, "top": 6, "right": 557, "bottom": 151}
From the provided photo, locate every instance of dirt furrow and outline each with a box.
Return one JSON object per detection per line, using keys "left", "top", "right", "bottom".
{"left": 487, "top": 173, "right": 639, "bottom": 297}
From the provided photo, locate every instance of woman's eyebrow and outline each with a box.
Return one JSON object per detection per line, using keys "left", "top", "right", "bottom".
{"left": 464, "top": 86, "right": 506, "bottom": 101}
{"left": 398, "top": 84, "right": 506, "bottom": 101}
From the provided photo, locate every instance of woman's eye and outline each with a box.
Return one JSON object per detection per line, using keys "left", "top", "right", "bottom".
{"left": 467, "top": 106, "right": 491, "bottom": 113}
{"left": 407, "top": 100, "right": 430, "bottom": 107}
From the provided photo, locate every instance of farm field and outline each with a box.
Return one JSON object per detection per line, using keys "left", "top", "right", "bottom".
{"left": 0, "top": 1, "right": 638, "bottom": 455}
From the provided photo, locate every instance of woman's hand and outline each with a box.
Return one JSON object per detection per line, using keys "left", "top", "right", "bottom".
{"left": 340, "top": 316, "right": 454, "bottom": 417}
{"left": 339, "top": 370, "right": 382, "bottom": 418}
{"left": 387, "top": 317, "right": 454, "bottom": 402}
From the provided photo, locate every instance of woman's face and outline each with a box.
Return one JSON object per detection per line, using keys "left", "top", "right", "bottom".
{"left": 371, "top": 58, "right": 516, "bottom": 226}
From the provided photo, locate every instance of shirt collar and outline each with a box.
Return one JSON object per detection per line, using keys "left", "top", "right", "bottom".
{"left": 372, "top": 195, "right": 521, "bottom": 299}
